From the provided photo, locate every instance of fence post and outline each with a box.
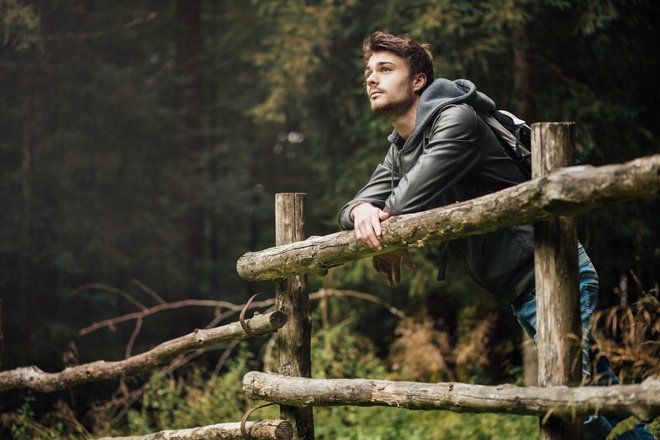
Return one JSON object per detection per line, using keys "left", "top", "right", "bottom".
{"left": 532, "top": 123, "right": 582, "bottom": 439}
{"left": 274, "top": 193, "right": 314, "bottom": 440}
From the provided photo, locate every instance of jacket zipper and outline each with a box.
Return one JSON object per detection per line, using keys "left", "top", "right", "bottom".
{"left": 391, "top": 147, "right": 402, "bottom": 191}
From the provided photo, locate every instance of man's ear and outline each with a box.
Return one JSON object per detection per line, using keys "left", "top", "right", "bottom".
{"left": 412, "top": 73, "right": 427, "bottom": 93}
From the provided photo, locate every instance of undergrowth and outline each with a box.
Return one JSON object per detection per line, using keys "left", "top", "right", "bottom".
{"left": 1, "top": 293, "right": 658, "bottom": 439}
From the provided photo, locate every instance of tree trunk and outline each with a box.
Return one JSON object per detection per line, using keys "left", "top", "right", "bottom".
{"left": 512, "top": 24, "right": 531, "bottom": 116}
{"left": 19, "top": 95, "right": 33, "bottom": 292}
{"left": 175, "top": 0, "right": 205, "bottom": 293}
{"left": 237, "top": 155, "right": 660, "bottom": 281}
{"left": 512, "top": 22, "right": 539, "bottom": 387}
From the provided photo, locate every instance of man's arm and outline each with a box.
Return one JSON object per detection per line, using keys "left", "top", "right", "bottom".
{"left": 338, "top": 145, "right": 400, "bottom": 231}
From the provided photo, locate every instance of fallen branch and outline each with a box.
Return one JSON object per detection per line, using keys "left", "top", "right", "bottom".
{"left": 78, "top": 296, "right": 274, "bottom": 336}
{"left": 0, "top": 311, "right": 286, "bottom": 394}
{"left": 97, "top": 419, "right": 293, "bottom": 440}
{"left": 242, "top": 372, "right": 660, "bottom": 421}
{"left": 237, "top": 155, "right": 660, "bottom": 281}
{"left": 315, "top": 288, "right": 408, "bottom": 320}
{"left": 79, "top": 288, "right": 405, "bottom": 336}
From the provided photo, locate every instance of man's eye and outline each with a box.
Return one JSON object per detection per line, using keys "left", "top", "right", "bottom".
{"left": 381, "top": 67, "right": 391, "bottom": 72}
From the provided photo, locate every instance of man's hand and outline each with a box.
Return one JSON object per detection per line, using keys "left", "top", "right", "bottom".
{"left": 351, "top": 203, "right": 390, "bottom": 250}
{"left": 372, "top": 249, "right": 415, "bottom": 286}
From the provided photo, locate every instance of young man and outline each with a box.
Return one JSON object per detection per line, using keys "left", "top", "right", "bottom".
{"left": 338, "top": 31, "right": 655, "bottom": 440}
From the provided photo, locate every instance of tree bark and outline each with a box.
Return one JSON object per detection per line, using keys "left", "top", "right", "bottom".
{"left": 97, "top": 420, "right": 293, "bottom": 440}
{"left": 532, "top": 123, "right": 582, "bottom": 438}
{"left": 274, "top": 193, "right": 314, "bottom": 440}
{"left": 237, "top": 154, "right": 660, "bottom": 281}
{"left": 512, "top": 24, "right": 531, "bottom": 117}
{"left": 512, "top": 22, "right": 539, "bottom": 388}
{"left": 0, "top": 311, "right": 286, "bottom": 393}
{"left": 175, "top": 0, "right": 206, "bottom": 292}
{"left": 242, "top": 372, "right": 660, "bottom": 421}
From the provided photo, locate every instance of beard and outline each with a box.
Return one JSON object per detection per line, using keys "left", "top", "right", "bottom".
{"left": 370, "top": 87, "right": 417, "bottom": 116}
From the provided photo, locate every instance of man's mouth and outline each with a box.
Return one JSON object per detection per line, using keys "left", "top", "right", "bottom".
{"left": 369, "top": 90, "right": 383, "bottom": 99}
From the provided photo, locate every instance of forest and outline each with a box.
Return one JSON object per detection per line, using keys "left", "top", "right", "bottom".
{"left": 0, "top": 0, "right": 659, "bottom": 438}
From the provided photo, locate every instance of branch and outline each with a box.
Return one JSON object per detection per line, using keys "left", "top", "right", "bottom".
{"left": 78, "top": 297, "right": 273, "bottom": 336}
{"left": 0, "top": 312, "right": 286, "bottom": 394}
{"left": 237, "top": 154, "right": 660, "bottom": 281}
{"left": 79, "top": 288, "right": 404, "bottom": 336}
{"left": 77, "top": 283, "right": 147, "bottom": 311}
{"left": 96, "top": 419, "right": 293, "bottom": 440}
{"left": 313, "top": 288, "right": 408, "bottom": 320}
{"left": 132, "top": 279, "right": 166, "bottom": 305}
{"left": 243, "top": 372, "right": 660, "bottom": 421}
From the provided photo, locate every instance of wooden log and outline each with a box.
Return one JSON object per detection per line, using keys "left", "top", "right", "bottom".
{"left": 532, "top": 123, "right": 582, "bottom": 439}
{"left": 97, "top": 419, "right": 293, "bottom": 440}
{"left": 0, "top": 311, "right": 286, "bottom": 393}
{"left": 274, "top": 193, "right": 315, "bottom": 440}
{"left": 242, "top": 372, "right": 660, "bottom": 421}
{"left": 236, "top": 154, "right": 660, "bottom": 281}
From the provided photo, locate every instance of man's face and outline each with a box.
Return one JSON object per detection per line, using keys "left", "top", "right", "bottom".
{"left": 364, "top": 51, "right": 419, "bottom": 115}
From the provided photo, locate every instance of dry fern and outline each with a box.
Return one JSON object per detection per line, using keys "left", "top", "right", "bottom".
{"left": 389, "top": 313, "right": 454, "bottom": 382}
{"left": 591, "top": 280, "right": 659, "bottom": 383}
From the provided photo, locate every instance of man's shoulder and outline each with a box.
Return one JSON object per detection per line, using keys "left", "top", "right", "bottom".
{"left": 430, "top": 103, "right": 478, "bottom": 132}
{"left": 435, "top": 102, "right": 477, "bottom": 119}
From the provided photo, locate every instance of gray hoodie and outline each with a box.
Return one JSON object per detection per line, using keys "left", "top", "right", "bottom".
{"left": 338, "top": 78, "right": 535, "bottom": 303}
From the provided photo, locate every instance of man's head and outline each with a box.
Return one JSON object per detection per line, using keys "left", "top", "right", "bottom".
{"left": 362, "top": 32, "right": 434, "bottom": 116}
{"left": 363, "top": 32, "right": 434, "bottom": 93}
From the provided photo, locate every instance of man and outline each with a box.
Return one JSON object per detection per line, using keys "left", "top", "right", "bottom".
{"left": 338, "top": 31, "right": 655, "bottom": 440}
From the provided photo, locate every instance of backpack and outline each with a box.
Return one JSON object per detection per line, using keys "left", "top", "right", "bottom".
{"left": 479, "top": 110, "right": 532, "bottom": 180}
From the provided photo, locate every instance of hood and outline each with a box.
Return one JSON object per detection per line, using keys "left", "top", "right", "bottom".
{"left": 390, "top": 78, "right": 496, "bottom": 148}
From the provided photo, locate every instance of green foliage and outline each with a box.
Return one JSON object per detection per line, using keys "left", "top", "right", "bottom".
{"left": 0, "top": 396, "right": 89, "bottom": 440}
{"left": 94, "top": 344, "right": 258, "bottom": 437}
{"left": 312, "top": 314, "right": 388, "bottom": 379}
{"left": 1, "top": 0, "right": 658, "bottom": 437}
{"left": 0, "top": 0, "right": 40, "bottom": 50}
{"left": 313, "top": 406, "right": 538, "bottom": 439}
{"left": 3, "top": 318, "right": 659, "bottom": 439}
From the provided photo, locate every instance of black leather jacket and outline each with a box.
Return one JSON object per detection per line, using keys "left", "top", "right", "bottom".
{"left": 338, "top": 79, "right": 534, "bottom": 303}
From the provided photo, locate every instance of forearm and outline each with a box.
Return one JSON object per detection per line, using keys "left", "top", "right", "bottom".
{"left": 338, "top": 161, "right": 397, "bottom": 229}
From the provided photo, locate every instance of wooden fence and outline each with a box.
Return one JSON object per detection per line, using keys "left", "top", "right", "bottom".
{"left": 236, "top": 123, "right": 660, "bottom": 440}
{"left": 1, "top": 122, "right": 659, "bottom": 440}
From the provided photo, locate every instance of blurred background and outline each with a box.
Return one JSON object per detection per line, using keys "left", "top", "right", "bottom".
{"left": 1, "top": 0, "right": 658, "bottom": 438}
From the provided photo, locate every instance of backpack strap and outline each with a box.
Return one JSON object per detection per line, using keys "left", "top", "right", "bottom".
{"left": 478, "top": 111, "right": 532, "bottom": 180}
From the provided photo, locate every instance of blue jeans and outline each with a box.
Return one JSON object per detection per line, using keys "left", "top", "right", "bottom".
{"left": 510, "top": 245, "right": 655, "bottom": 440}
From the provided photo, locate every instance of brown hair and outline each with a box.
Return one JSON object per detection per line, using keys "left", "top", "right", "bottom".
{"left": 363, "top": 31, "right": 434, "bottom": 93}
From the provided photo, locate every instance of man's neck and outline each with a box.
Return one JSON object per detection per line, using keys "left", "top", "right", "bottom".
{"left": 388, "top": 99, "right": 418, "bottom": 140}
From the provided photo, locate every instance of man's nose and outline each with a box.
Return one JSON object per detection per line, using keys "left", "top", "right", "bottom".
{"left": 366, "top": 71, "right": 378, "bottom": 85}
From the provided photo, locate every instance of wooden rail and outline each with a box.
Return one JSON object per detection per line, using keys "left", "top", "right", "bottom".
{"left": 97, "top": 419, "right": 293, "bottom": 440}
{"left": 243, "top": 372, "right": 660, "bottom": 420}
{"left": 237, "top": 154, "right": 660, "bottom": 282}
